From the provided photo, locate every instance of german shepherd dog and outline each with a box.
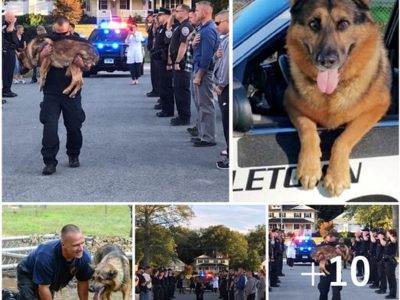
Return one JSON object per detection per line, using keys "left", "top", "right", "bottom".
{"left": 311, "top": 245, "right": 344, "bottom": 275}
{"left": 284, "top": 0, "right": 391, "bottom": 196}
{"left": 19, "top": 35, "right": 99, "bottom": 98}
{"left": 89, "top": 244, "right": 131, "bottom": 300}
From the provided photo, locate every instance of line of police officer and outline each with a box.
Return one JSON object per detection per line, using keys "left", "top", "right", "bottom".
{"left": 146, "top": 6, "right": 194, "bottom": 126}
{"left": 268, "top": 228, "right": 285, "bottom": 289}
{"left": 353, "top": 227, "right": 398, "bottom": 299}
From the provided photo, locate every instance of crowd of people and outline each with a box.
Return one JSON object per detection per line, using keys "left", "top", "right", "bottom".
{"left": 145, "top": 1, "right": 229, "bottom": 169}
{"left": 269, "top": 227, "right": 398, "bottom": 299}
{"left": 135, "top": 266, "right": 266, "bottom": 300}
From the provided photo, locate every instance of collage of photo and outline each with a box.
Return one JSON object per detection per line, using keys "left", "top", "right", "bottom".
{"left": 1, "top": 0, "right": 399, "bottom": 299}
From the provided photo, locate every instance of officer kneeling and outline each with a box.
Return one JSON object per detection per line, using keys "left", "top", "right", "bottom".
{"left": 17, "top": 224, "right": 93, "bottom": 300}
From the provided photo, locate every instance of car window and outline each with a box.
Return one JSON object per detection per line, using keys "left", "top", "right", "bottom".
{"left": 88, "top": 29, "right": 128, "bottom": 42}
{"left": 371, "top": 0, "right": 397, "bottom": 32}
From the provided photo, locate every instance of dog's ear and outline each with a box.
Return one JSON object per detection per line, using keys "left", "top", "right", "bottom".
{"left": 290, "top": 0, "right": 306, "bottom": 8}
{"left": 352, "top": 0, "right": 371, "bottom": 10}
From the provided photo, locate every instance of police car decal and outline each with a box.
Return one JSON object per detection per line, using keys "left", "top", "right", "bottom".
{"left": 182, "top": 27, "right": 190, "bottom": 36}
{"left": 166, "top": 30, "right": 173, "bottom": 38}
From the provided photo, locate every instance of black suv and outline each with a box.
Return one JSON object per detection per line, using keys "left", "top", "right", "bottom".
{"left": 294, "top": 238, "right": 316, "bottom": 263}
{"left": 86, "top": 27, "right": 130, "bottom": 75}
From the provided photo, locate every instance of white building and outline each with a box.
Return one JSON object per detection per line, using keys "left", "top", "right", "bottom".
{"left": 269, "top": 205, "right": 318, "bottom": 235}
{"left": 194, "top": 254, "right": 229, "bottom": 274}
{"left": 332, "top": 212, "right": 362, "bottom": 233}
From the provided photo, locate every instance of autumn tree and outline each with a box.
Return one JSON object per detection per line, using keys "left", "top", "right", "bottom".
{"left": 319, "top": 221, "right": 337, "bottom": 237}
{"left": 53, "top": 0, "right": 83, "bottom": 25}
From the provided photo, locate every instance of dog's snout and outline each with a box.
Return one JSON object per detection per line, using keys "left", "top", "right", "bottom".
{"left": 89, "top": 285, "right": 95, "bottom": 293}
{"left": 316, "top": 50, "right": 339, "bottom": 69}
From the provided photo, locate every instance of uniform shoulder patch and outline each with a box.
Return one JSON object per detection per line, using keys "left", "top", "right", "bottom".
{"left": 181, "top": 27, "right": 190, "bottom": 36}
{"left": 166, "top": 30, "right": 173, "bottom": 38}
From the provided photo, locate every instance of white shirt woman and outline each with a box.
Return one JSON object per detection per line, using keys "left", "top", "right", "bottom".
{"left": 125, "top": 25, "right": 143, "bottom": 84}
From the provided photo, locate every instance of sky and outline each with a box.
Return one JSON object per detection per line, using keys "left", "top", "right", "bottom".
{"left": 186, "top": 205, "right": 266, "bottom": 234}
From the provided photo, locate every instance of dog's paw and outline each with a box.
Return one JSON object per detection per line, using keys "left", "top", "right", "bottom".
{"left": 323, "top": 167, "right": 351, "bottom": 197}
{"left": 296, "top": 156, "right": 322, "bottom": 190}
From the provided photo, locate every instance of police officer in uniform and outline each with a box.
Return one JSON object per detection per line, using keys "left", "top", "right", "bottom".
{"left": 368, "top": 228, "right": 379, "bottom": 289}
{"left": 317, "top": 233, "right": 342, "bottom": 300}
{"left": 359, "top": 227, "right": 370, "bottom": 281}
{"left": 2, "top": 11, "right": 18, "bottom": 99}
{"left": 354, "top": 230, "right": 363, "bottom": 277}
{"left": 269, "top": 229, "right": 280, "bottom": 288}
{"left": 375, "top": 230, "right": 388, "bottom": 295}
{"left": 38, "top": 16, "right": 88, "bottom": 175}
{"left": 168, "top": 4, "right": 194, "bottom": 126}
{"left": 381, "top": 229, "right": 398, "bottom": 299}
{"left": 153, "top": 8, "right": 175, "bottom": 118}
{"left": 146, "top": 10, "right": 159, "bottom": 98}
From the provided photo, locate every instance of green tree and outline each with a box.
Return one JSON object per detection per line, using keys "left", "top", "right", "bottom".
{"left": 171, "top": 226, "right": 203, "bottom": 264}
{"left": 135, "top": 205, "right": 194, "bottom": 266}
{"left": 246, "top": 225, "right": 266, "bottom": 257}
{"left": 344, "top": 205, "right": 393, "bottom": 230}
{"left": 192, "top": 0, "right": 229, "bottom": 14}
{"left": 52, "top": 0, "right": 83, "bottom": 25}
{"left": 245, "top": 249, "right": 261, "bottom": 272}
{"left": 227, "top": 231, "right": 248, "bottom": 269}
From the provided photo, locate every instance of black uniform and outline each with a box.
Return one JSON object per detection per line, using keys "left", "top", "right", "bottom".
{"left": 376, "top": 239, "right": 387, "bottom": 293}
{"left": 147, "top": 23, "right": 158, "bottom": 95}
{"left": 354, "top": 238, "right": 363, "bottom": 276}
{"left": 40, "top": 38, "right": 86, "bottom": 166}
{"left": 317, "top": 242, "right": 341, "bottom": 300}
{"left": 169, "top": 18, "right": 194, "bottom": 122}
{"left": 152, "top": 24, "right": 174, "bottom": 115}
{"left": 383, "top": 239, "right": 398, "bottom": 297}
{"left": 369, "top": 238, "right": 379, "bottom": 286}
{"left": 269, "top": 237, "right": 279, "bottom": 287}
{"left": 227, "top": 273, "right": 235, "bottom": 300}
{"left": 359, "top": 236, "right": 370, "bottom": 280}
{"left": 220, "top": 274, "right": 228, "bottom": 300}
{"left": 2, "top": 20, "right": 18, "bottom": 95}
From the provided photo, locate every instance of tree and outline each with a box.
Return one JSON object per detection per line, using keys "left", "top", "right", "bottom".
{"left": 135, "top": 205, "right": 194, "bottom": 266}
{"left": 227, "top": 231, "right": 248, "bottom": 269}
{"left": 52, "top": 0, "right": 83, "bottom": 25}
{"left": 192, "top": 0, "right": 229, "bottom": 14}
{"left": 171, "top": 226, "right": 203, "bottom": 264}
{"left": 310, "top": 206, "right": 345, "bottom": 221}
{"left": 319, "top": 221, "right": 337, "bottom": 237}
{"left": 344, "top": 206, "right": 393, "bottom": 230}
{"left": 245, "top": 249, "right": 261, "bottom": 272}
{"left": 246, "top": 225, "right": 266, "bottom": 257}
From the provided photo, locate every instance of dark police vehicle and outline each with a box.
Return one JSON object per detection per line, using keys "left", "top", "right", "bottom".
{"left": 85, "top": 22, "right": 130, "bottom": 76}
{"left": 294, "top": 236, "right": 316, "bottom": 263}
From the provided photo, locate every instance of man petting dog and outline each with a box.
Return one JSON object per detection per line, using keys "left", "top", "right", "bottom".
{"left": 39, "top": 16, "right": 88, "bottom": 175}
{"left": 16, "top": 224, "right": 93, "bottom": 300}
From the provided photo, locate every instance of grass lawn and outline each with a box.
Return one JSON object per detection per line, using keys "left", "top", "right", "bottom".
{"left": 2, "top": 205, "right": 131, "bottom": 238}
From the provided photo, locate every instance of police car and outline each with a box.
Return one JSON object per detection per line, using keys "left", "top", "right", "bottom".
{"left": 85, "top": 21, "right": 130, "bottom": 75}
{"left": 232, "top": 0, "right": 399, "bottom": 203}
{"left": 293, "top": 236, "right": 316, "bottom": 263}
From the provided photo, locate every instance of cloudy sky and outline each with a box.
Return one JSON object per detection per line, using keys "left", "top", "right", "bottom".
{"left": 186, "top": 205, "right": 266, "bottom": 234}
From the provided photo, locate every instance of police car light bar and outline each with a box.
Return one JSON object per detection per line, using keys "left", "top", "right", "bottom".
{"left": 99, "top": 21, "right": 127, "bottom": 29}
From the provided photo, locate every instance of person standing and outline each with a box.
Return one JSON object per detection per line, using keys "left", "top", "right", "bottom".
{"left": 381, "top": 229, "right": 398, "bottom": 299}
{"left": 168, "top": 4, "right": 194, "bottom": 126}
{"left": 244, "top": 271, "right": 257, "bottom": 300}
{"left": 38, "top": 16, "right": 88, "bottom": 175}
{"left": 126, "top": 23, "right": 143, "bottom": 85}
{"left": 213, "top": 9, "right": 229, "bottom": 168}
{"left": 14, "top": 24, "right": 27, "bottom": 84}
{"left": 212, "top": 274, "right": 219, "bottom": 293}
{"left": 375, "top": 231, "right": 388, "bottom": 295}
{"left": 146, "top": 11, "right": 159, "bottom": 97}
{"left": 369, "top": 228, "right": 380, "bottom": 288}
{"left": 234, "top": 268, "right": 246, "bottom": 300}
{"left": 31, "top": 25, "right": 47, "bottom": 84}
{"left": 192, "top": 1, "right": 219, "bottom": 147}
{"left": 256, "top": 270, "right": 266, "bottom": 300}
{"left": 285, "top": 235, "right": 296, "bottom": 270}
{"left": 2, "top": 11, "right": 18, "bottom": 99}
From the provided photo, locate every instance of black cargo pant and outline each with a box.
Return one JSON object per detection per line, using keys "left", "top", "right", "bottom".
{"left": 377, "top": 259, "right": 387, "bottom": 291}
{"left": 318, "top": 273, "right": 341, "bottom": 300}
{"left": 159, "top": 61, "right": 174, "bottom": 115}
{"left": 150, "top": 56, "right": 159, "bottom": 95}
{"left": 40, "top": 93, "right": 86, "bottom": 166}
{"left": 218, "top": 85, "right": 229, "bottom": 152}
{"left": 385, "top": 258, "right": 398, "bottom": 297}
{"left": 173, "top": 69, "right": 191, "bottom": 121}
{"left": 2, "top": 48, "right": 16, "bottom": 93}
{"left": 17, "top": 260, "right": 55, "bottom": 300}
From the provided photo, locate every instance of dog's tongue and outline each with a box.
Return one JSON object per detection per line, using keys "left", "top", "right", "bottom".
{"left": 317, "top": 69, "right": 339, "bottom": 95}
{"left": 93, "top": 289, "right": 104, "bottom": 300}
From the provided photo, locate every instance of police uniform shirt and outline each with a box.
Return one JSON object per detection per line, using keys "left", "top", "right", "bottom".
{"left": 152, "top": 25, "right": 168, "bottom": 60}
{"left": 360, "top": 237, "right": 370, "bottom": 255}
{"left": 383, "top": 239, "right": 398, "bottom": 256}
{"left": 147, "top": 23, "right": 154, "bottom": 50}
{"left": 370, "top": 239, "right": 377, "bottom": 258}
{"left": 169, "top": 19, "right": 194, "bottom": 62}
{"left": 24, "top": 240, "right": 93, "bottom": 291}
{"left": 376, "top": 240, "right": 384, "bottom": 261}
{"left": 2, "top": 22, "right": 18, "bottom": 50}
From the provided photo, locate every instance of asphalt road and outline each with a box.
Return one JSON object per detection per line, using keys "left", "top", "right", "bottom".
{"left": 159, "top": 291, "right": 221, "bottom": 300}
{"left": 2, "top": 67, "right": 228, "bottom": 202}
{"left": 269, "top": 262, "right": 398, "bottom": 300}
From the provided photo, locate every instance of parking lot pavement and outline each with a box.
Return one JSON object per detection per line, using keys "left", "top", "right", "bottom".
{"left": 160, "top": 291, "right": 221, "bottom": 300}
{"left": 2, "top": 68, "right": 228, "bottom": 202}
{"left": 269, "top": 262, "right": 396, "bottom": 300}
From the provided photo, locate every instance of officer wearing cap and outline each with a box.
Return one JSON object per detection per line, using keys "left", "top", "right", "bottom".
{"left": 369, "top": 228, "right": 380, "bottom": 289}
{"left": 153, "top": 8, "right": 175, "bottom": 118}
{"left": 167, "top": 4, "right": 194, "bottom": 126}
{"left": 146, "top": 10, "right": 159, "bottom": 98}
{"left": 317, "top": 233, "right": 342, "bottom": 300}
{"left": 2, "top": 11, "right": 19, "bottom": 99}
{"left": 269, "top": 229, "right": 280, "bottom": 288}
{"left": 375, "top": 230, "right": 387, "bottom": 295}
{"left": 380, "top": 229, "right": 398, "bottom": 299}
{"left": 359, "top": 227, "right": 370, "bottom": 280}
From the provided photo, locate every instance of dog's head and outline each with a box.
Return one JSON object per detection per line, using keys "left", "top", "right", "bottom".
{"left": 25, "top": 35, "right": 53, "bottom": 67}
{"left": 288, "top": 0, "right": 376, "bottom": 94}
{"left": 89, "top": 263, "right": 118, "bottom": 300}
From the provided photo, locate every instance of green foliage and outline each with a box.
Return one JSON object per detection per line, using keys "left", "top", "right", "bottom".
{"left": 227, "top": 231, "right": 248, "bottom": 269}
{"left": 171, "top": 226, "right": 203, "bottom": 264}
{"left": 245, "top": 249, "right": 262, "bottom": 272}
{"left": 344, "top": 205, "right": 393, "bottom": 230}
{"left": 310, "top": 206, "right": 345, "bottom": 221}
{"left": 246, "top": 225, "right": 266, "bottom": 257}
{"left": 2, "top": 205, "right": 131, "bottom": 237}
{"left": 192, "top": 0, "right": 229, "bottom": 14}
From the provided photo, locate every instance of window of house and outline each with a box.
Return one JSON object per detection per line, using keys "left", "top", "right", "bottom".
{"left": 294, "top": 213, "right": 301, "bottom": 218}
{"left": 294, "top": 224, "right": 300, "bottom": 229}
{"left": 304, "top": 212, "right": 312, "bottom": 218}
{"left": 204, "top": 259, "right": 209, "bottom": 263}
{"left": 161, "top": 0, "right": 183, "bottom": 8}
{"left": 120, "top": 0, "right": 130, "bottom": 10}
{"left": 306, "top": 224, "right": 311, "bottom": 229}
{"left": 279, "top": 212, "right": 286, "bottom": 217}
{"left": 99, "top": 0, "right": 107, "bottom": 10}
{"left": 269, "top": 213, "right": 275, "bottom": 217}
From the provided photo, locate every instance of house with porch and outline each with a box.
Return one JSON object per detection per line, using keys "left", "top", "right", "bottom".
{"left": 194, "top": 254, "right": 229, "bottom": 274}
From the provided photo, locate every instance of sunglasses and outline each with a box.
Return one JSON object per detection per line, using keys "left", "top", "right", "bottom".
{"left": 215, "top": 20, "right": 227, "bottom": 26}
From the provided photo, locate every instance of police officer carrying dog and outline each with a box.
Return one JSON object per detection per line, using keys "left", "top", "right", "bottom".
{"left": 168, "top": 4, "right": 194, "bottom": 126}
{"left": 16, "top": 224, "right": 93, "bottom": 300}
{"left": 38, "top": 16, "right": 88, "bottom": 175}
{"left": 2, "top": 11, "right": 19, "bottom": 100}
{"left": 153, "top": 8, "right": 175, "bottom": 118}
